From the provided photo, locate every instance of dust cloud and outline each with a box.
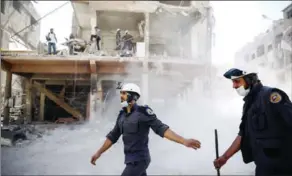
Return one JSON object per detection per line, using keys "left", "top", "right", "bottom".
{"left": 2, "top": 5, "right": 291, "bottom": 176}
{"left": 2, "top": 62, "right": 290, "bottom": 175}
{"left": 1, "top": 63, "right": 260, "bottom": 175}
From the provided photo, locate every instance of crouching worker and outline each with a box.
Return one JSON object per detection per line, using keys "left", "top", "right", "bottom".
{"left": 91, "top": 83, "right": 201, "bottom": 176}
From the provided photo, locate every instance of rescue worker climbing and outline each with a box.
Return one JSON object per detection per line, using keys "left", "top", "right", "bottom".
{"left": 213, "top": 68, "right": 292, "bottom": 176}
{"left": 91, "top": 83, "right": 201, "bottom": 176}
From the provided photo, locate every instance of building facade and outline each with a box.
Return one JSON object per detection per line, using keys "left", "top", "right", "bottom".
{"left": 1, "top": 0, "right": 41, "bottom": 50}
{"left": 1, "top": 0, "right": 41, "bottom": 119}
{"left": 70, "top": 1, "right": 216, "bottom": 104}
{"left": 71, "top": 1, "right": 215, "bottom": 64}
{"left": 234, "top": 3, "right": 292, "bottom": 84}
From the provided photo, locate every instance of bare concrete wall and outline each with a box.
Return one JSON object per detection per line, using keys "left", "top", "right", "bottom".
{"left": 1, "top": 1, "right": 40, "bottom": 116}
{"left": 1, "top": 1, "right": 40, "bottom": 49}
{"left": 1, "top": 71, "right": 25, "bottom": 115}
{"left": 191, "top": 19, "right": 209, "bottom": 63}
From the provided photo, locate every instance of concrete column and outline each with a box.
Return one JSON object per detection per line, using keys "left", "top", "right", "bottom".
{"left": 89, "top": 80, "right": 103, "bottom": 119}
{"left": 142, "top": 12, "right": 150, "bottom": 104}
{"left": 3, "top": 71, "right": 12, "bottom": 125}
{"left": 24, "top": 79, "right": 32, "bottom": 124}
{"left": 96, "top": 80, "right": 103, "bottom": 104}
{"left": 89, "top": 91, "right": 97, "bottom": 120}
{"left": 0, "top": 24, "right": 3, "bottom": 49}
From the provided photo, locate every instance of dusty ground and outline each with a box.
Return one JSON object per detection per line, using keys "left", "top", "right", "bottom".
{"left": 1, "top": 94, "right": 255, "bottom": 175}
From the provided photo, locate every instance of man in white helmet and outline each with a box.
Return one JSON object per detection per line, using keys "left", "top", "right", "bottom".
{"left": 91, "top": 83, "right": 201, "bottom": 176}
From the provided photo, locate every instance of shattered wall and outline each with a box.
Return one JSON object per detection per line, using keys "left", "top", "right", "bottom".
{"left": 1, "top": 1, "right": 40, "bottom": 121}
{"left": 1, "top": 73, "right": 25, "bottom": 120}
{"left": 191, "top": 15, "right": 210, "bottom": 63}
{"left": 1, "top": 1, "right": 41, "bottom": 49}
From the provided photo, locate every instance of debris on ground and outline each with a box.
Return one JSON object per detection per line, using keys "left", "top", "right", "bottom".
{"left": 1, "top": 123, "right": 60, "bottom": 147}
{"left": 55, "top": 117, "right": 77, "bottom": 124}
{"left": 1, "top": 137, "right": 12, "bottom": 147}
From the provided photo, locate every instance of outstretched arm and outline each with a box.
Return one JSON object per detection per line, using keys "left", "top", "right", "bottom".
{"left": 142, "top": 106, "right": 200, "bottom": 149}
{"left": 163, "top": 128, "right": 186, "bottom": 145}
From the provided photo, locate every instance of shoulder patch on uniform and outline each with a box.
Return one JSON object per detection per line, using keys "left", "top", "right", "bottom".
{"left": 138, "top": 105, "right": 155, "bottom": 116}
{"left": 270, "top": 92, "right": 282, "bottom": 103}
{"left": 146, "top": 108, "right": 154, "bottom": 115}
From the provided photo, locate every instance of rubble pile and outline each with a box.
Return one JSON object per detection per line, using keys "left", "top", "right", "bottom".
{"left": 1, "top": 124, "right": 58, "bottom": 147}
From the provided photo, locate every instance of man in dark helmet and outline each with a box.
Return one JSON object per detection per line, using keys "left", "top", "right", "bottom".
{"left": 90, "top": 83, "right": 201, "bottom": 176}
{"left": 213, "top": 68, "right": 292, "bottom": 176}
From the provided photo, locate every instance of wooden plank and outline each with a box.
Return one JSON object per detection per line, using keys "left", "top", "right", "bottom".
{"left": 39, "top": 84, "right": 45, "bottom": 121}
{"left": 11, "top": 64, "right": 90, "bottom": 74}
{"left": 44, "top": 80, "right": 90, "bottom": 85}
{"left": 2, "top": 55, "right": 205, "bottom": 66}
{"left": 91, "top": 74, "right": 98, "bottom": 94}
{"left": 89, "top": 60, "right": 97, "bottom": 73}
{"left": 32, "top": 81, "right": 83, "bottom": 120}
{"left": 1, "top": 60, "right": 12, "bottom": 71}
{"left": 59, "top": 83, "right": 67, "bottom": 100}
{"left": 11, "top": 64, "right": 126, "bottom": 74}
{"left": 32, "top": 74, "right": 90, "bottom": 80}
{"left": 3, "top": 70, "right": 12, "bottom": 125}
{"left": 86, "top": 92, "right": 90, "bottom": 120}
{"left": 1, "top": 50, "right": 38, "bottom": 55}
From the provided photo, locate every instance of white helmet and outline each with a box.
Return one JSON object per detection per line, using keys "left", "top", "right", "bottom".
{"left": 121, "top": 83, "right": 141, "bottom": 97}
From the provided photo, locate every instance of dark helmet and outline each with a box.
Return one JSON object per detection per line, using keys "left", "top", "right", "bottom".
{"left": 223, "top": 68, "right": 260, "bottom": 87}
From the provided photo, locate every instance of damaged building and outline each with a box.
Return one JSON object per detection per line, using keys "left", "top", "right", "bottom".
{"left": 1, "top": 1, "right": 215, "bottom": 125}
{"left": 234, "top": 3, "right": 292, "bottom": 86}
{"left": 1, "top": 0, "right": 41, "bottom": 125}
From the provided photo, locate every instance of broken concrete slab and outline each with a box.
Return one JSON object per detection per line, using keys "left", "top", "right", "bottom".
{"left": 1, "top": 137, "right": 12, "bottom": 147}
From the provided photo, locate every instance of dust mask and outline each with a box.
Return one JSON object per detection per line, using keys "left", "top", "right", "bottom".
{"left": 235, "top": 85, "right": 250, "bottom": 97}
{"left": 121, "top": 101, "right": 129, "bottom": 108}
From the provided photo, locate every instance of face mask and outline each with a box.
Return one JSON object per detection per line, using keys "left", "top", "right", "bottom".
{"left": 121, "top": 101, "right": 129, "bottom": 108}
{"left": 235, "top": 85, "right": 250, "bottom": 96}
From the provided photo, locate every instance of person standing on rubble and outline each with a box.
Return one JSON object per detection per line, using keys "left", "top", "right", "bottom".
{"left": 116, "top": 28, "right": 121, "bottom": 50}
{"left": 91, "top": 83, "right": 201, "bottom": 176}
{"left": 68, "top": 33, "right": 75, "bottom": 55}
{"left": 46, "top": 28, "right": 58, "bottom": 55}
{"left": 122, "top": 30, "right": 133, "bottom": 51}
{"left": 90, "top": 26, "right": 101, "bottom": 51}
{"left": 213, "top": 68, "right": 292, "bottom": 176}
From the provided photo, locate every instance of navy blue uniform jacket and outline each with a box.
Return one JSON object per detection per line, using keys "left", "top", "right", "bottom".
{"left": 106, "top": 104, "right": 169, "bottom": 164}
{"left": 238, "top": 83, "right": 292, "bottom": 166}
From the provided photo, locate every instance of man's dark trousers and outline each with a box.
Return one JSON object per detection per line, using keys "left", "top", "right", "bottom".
{"left": 121, "top": 159, "right": 150, "bottom": 176}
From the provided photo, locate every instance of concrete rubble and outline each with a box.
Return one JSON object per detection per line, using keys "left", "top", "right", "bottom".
{"left": 1, "top": 123, "right": 65, "bottom": 147}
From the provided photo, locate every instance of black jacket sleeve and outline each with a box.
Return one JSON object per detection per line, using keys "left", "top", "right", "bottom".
{"left": 106, "top": 111, "right": 122, "bottom": 144}
{"left": 139, "top": 106, "right": 169, "bottom": 137}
